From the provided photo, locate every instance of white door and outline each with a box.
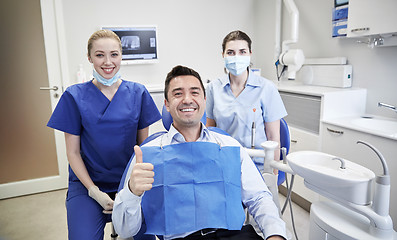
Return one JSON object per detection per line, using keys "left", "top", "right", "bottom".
{"left": 0, "top": 0, "right": 68, "bottom": 199}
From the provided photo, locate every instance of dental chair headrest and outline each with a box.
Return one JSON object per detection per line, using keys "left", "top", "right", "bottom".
{"left": 161, "top": 105, "right": 207, "bottom": 131}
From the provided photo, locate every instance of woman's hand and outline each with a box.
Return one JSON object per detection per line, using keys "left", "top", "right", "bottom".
{"left": 88, "top": 185, "right": 114, "bottom": 213}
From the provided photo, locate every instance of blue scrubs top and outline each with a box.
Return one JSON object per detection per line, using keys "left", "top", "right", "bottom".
{"left": 206, "top": 70, "right": 287, "bottom": 164}
{"left": 47, "top": 80, "right": 161, "bottom": 192}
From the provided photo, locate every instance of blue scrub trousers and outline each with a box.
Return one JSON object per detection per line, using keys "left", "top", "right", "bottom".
{"left": 66, "top": 181, "right": 154, "bottom": 240}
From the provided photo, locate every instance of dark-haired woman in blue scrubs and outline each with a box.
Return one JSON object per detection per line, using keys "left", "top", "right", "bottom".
{"left": 47, "top": 29, "right": 161, "bottom": 240}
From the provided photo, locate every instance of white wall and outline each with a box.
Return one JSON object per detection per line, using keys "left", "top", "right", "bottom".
{"left": 61, "top": 0, "right": 397, "bottom": 118}
{"left": 61, "top": 0, "right": 256, "bottom": 87}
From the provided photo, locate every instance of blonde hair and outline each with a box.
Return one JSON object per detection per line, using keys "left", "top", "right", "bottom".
{"left": 87, "top": 29, "right": 122, "bottom": 57}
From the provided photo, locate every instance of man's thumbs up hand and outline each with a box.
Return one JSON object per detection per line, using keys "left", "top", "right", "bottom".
{"left": 128, "top": 145, "right": 154, "bottom": 196}
{"left": 135, "top": 145, "right": 144, "bottom": 164}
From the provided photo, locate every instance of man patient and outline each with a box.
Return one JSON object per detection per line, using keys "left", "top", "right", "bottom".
{"left": 112, "top": 65, "right": 287, "bottom": 240}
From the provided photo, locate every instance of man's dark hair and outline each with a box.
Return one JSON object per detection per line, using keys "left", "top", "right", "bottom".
{"left": 164, "top": 65, "right": 205, "bottom": 100}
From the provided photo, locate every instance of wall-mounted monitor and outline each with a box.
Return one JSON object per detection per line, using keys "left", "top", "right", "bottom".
{"left": 102, "top": 26, "right": 158, "bottom": 65}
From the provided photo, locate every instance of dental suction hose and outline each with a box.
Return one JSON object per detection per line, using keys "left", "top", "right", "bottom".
{"left": 357, "top": 140, "right": 391, "bottom": 218}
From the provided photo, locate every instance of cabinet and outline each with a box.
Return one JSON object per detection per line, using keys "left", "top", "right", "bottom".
{"left": 280, "top": 92, "right": 321, "bottom": 134}
{"left": 289, "top": 127, "right": 319, "bottom": 153}
{"left": 279, "top": 91, "right": 322, "bottom": 202}
{"left": 347, "top": 0, "right": 397, "bottom": 38}
{"left": 321, "top": 122, "right": 397, "bottom": 229}
{"left": 288, "top": 127, "right": 321, "bottom": 203}
{"left": 277, "top": 85, "right": 366, "bottom": 203}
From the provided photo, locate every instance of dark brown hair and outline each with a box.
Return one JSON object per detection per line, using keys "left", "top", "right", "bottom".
{"left": 164, "top": 65, "right": 205, "bottom": 100}
{"left": 222, "top": 30, "right": 252, "bottom": 53}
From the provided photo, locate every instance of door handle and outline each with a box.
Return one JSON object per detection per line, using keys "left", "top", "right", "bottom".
{"left": 351, "top": 27, "right": 370, "bottom": 33}
{"left": 327, "top": 127, "right": 344, "bottom": 135}
{"left": 40, "top": 86, "right": 59, "bottom": 91}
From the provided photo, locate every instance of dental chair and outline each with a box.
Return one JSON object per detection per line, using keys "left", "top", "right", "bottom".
{"left": 161, "top": 105, "right": 290, "bottom": 197}
{"left": 115, "top": 106, "right": 227, "bottom": 239}
{"left": 161, "top": 105, "right": 290, "bottom": 202}
{"left": 278, "top": 118, "right": 291, "bottom": 185}
{"left": 115, "top": 107, "right": 290, "bottom": 239}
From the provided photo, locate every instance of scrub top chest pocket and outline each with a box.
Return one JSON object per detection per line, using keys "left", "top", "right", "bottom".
{"left": 79, "top": 82, "right": 140, "bottom": 158}
{"left": 212, "top": 88, "right": 265, "bottom": 148}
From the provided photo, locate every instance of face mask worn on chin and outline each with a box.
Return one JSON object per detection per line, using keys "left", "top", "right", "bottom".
{"left": 93, "top": 70, "right": 121, "bottom": 86}
{"left": 224, "top": 55, "right": 251, "bottom": 76}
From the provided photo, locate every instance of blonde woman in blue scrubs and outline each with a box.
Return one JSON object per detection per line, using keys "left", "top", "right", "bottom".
{"left": 206, "top": 30, "right": 287, "bottom": 172}
{"left": 47, "top": 29, "right": 160, "bottom": 240}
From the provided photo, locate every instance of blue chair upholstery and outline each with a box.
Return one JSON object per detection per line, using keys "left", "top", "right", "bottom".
{"left": 277, "top": 118, "right": 290, "bottom": 185}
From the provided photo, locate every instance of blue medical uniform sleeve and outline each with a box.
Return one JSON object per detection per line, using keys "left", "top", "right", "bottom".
{"left": 47, "top": 90, "right": 81, "bottom": 135}
{"left": 137, "top": 88, "right": 161, "bottom": 130}
{"left": 261, "top": 82, "right": 287, "bottom": 123}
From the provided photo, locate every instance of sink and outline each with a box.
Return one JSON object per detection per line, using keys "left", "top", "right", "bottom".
{"left": 287, "top": 151, "right": 375, "bottom": 205}
{"left": 351, "top": 117, "right": 397, "bottom": 136}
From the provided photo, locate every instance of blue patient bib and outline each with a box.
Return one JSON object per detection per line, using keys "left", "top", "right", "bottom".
{"left": 141, "top": 141, "right": 245, "bottom": 236}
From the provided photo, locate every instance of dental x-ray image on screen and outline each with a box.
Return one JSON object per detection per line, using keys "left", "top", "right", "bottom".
{"left": 102, "top": 26, "right": 158, "bottom": 64}
{"left": 121, "top": 36, "right": 141, "bottom": 50}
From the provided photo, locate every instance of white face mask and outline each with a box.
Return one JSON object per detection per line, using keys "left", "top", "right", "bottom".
{"left": 224, "top": 55, "right": 251, "bottom": 76}
{"left": 93, "top": 70, "right": 121, "bottom": 86}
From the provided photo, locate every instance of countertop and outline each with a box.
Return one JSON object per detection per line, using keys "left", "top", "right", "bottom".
{"left": 274, "top": 80, "right": 364, "bottom": 96}
{"left": 323, "top": 116, "right": 397, "bottom": 141}
{"left": 274, "top": 80, "right": 397, "bottom": 141}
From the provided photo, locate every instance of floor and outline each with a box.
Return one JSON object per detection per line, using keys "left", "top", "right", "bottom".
{"left": 0, "top": 189, "right": 310, "bottom": 240}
